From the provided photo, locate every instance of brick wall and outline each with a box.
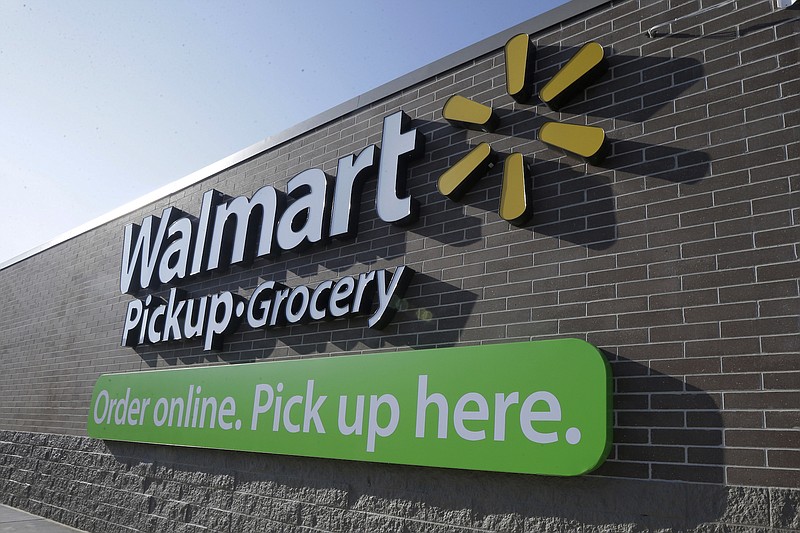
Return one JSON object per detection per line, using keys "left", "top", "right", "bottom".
{"left": 0, "top": 0, "right": 798, "bottom": 530}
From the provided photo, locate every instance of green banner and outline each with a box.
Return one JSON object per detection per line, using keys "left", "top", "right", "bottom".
{"left": 87, "top": 339, "right": 611, "bottom": 476}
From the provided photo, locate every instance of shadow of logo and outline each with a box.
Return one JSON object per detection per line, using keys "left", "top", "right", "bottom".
{"left": 424, "top": 36, "right": 710, "bottom": 251}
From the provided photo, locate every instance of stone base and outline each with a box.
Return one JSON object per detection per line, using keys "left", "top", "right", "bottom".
{"left": 1, "top": 430, "right": 798, "bottom": 532}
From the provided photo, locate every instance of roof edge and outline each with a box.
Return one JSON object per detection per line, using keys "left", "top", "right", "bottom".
{"left": 0, "top": 0, "right": 609, "bottom": 272}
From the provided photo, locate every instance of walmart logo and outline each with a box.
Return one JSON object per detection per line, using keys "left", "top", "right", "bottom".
{"left": 438, "top": 34, "right": 609, "bottom": 225}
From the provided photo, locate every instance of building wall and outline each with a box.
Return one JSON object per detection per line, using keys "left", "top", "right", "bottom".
{"left": 1, "top": 0, "right": 799, "bottom": 531}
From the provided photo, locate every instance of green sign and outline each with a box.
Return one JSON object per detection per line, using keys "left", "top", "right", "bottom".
{"left": 87, "top": 339, "right": 611, "bottom": 476}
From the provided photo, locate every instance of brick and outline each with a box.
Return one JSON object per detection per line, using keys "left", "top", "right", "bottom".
{"left": 616, "top": 376, "right": 684, "bottom": 393}
{"left": 717, "top": 244, "right": 797, "bottom": 269}
{"left": 648, "top": 256, "right": 717, "bottom": 278}
{"left": 532, "top": 273, "right": 586, "bottom": 292}
{"left": 507, "top": 264, "right": 558, "bottom": 283}
{"left": 762, "top": 334, "right": 800, "bottom": 354}
{"left": 652, "top": 428, "right": 722, "bottom": 446}
{"left": 712, "top": 147, "right": 787, "bottom": 176}
{"left": 617, "top": 445, "right": 685, "bottom": 463}
{"left": 650, "top": 322, "right": 720, "bottom": 342}
{"left": 721, "top": 317, "right": 799, "bottom": 338}
{"left": 766, "top": 412, "right": 800, "bottom": 430}
{"left": 751, "top": 160, "right": 799, "bottom": 181}
{"left": 679, "top": 109, "right": 744, "bottom": 142}
{"left": 682, "top": 235, "right": 754, "bottom": 258}
{"left": 725, "top": 429, "right": 800, "bottom": 448}
{"left": 684, "top": 299, "right": 757, "bottom": 322}
{"left": 651, "top": 393, "right": 721, "bottom": 410}
{"left": 709, "top": 86, "right": 780, "bottom": 122}
{"left": 587, "top": 296, "right": 648, "bottom": 315}
{"left": 687, "top": 410, "right": 763, "bottom": 429}
{"left": 744, "top": 65, "right": 800, "bottom": 93}
{"left": 613, "top": 394, "right": 649, "bottom": 411}
{"left": 558, "top": 285, "right": 615, "bottom": 304}
{"left": 753, "top": 190, "right": 799, "bottom": 215}
{"left": 587, "top": 266, "right": 646, "bottom": 286}
{"left": 648, "top": 192, "right": 713, "bottom": 219}
{"left": 617, "top": 214, "right": 679, "bottom": 240}
{"left": 724, "top": 392, "right": 800, "bottom": 410}
{"left": 617, "top": 245, "right": 681, "bottom": 267}
{"left": 689, "top": 447, "right": 765, "bottom": 467}
{"left": 685, "top": 337, "right": 761, "bottom": 358}
{"left": 618, "top": 277, "right": 681, "bottom": 298}
{"left": 619, "top": 309, "right": 682, "bottom": 329}
{"left": 764, "top": 371, "right": 800, "bottom": 390}
{"left": 558, "top": 315, "right": 616, "bottom": 333}
{"left": 648, "top": 224, "right": 715, "bottom": 248}
{"left": 686, "top": 373, "right": 761, "bottom": 392}
{"left": 757, "top": 263, "right": 800, "bottom": 283}
{"left": 586, "top": 327, "right": 649, "bottom": 346}
{"left": 754, "top": 226, "right": 800, "bottom": 247}
{"left": 651, "top": 463, "right": 724, "bottom": 484}
{"left": 768, "top": 450, "right": 800, "bottom": 469}
{"left": 614, "top": 428, "right": 649, "bottom": 445}
{"left": 723, "top": 353, "right": 800, "bottom": 373}
{"left": 649, "top": 357, "right": 720, "bottom": 376}
{"left": 716, "top": 211, "right": 792, "bottom": 237}
{"left": 617, "top": 410, "right": 684, "bottom": 427}
{"left": 719, "top": 280, "right": 799, "bottom": 303}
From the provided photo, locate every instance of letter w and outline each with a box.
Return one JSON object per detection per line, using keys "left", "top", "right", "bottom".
{"left": 120, "top": 207, "right": 175, "bottom": 294}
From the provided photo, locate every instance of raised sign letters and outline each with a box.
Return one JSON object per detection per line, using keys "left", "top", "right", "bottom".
{"left": 120, "top": 111, "right": 423, "bottom": 294}
{"left": 121, "top": 266, "right": 414, "bottom": 351}
{"left": 119, "top": 111, "right": 423, "bottom": 351}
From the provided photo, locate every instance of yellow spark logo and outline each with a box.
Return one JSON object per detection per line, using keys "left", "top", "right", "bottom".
{"left": 438, "top": 34, "right": 609, "bottom": 225}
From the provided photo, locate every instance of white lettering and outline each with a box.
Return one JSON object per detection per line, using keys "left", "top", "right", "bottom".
{"left": 454, "top": 392, "right": 489, "bottom": 441}
{"left": 376, "top": 111, "right": 423, "bottom": 225}
{"left": 276, "top": 169, "right": 330, "bottom": 252}
{"left": 366, "top": 394, "right": 399, "bottom": 453}
{"left": 369, "top": 266, "right": 414, "bottom": 328}
{"left": 415, "top": 375, "right": 448, "bottom": 439}
{"left": 520, "top": 391, "right": 561, "bottom": 444}
{"left": 338, "top": 395, "right": 364, "bottom": 436}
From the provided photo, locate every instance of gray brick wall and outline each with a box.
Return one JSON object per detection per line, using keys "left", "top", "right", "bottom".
{"left": 1, "top": 0, "right": 799, "bottom": 530}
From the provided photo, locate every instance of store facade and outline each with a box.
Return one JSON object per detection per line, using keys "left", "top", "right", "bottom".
{"left": 1, "top": 0, "right": 799, "bottom": 531}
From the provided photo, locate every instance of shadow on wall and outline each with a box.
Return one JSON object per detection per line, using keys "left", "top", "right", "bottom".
{"left": 644, "top": 5, "right": 800, "bottom": 40}
{"left": 533, "top": 49, "right": 705, "bottom": 123}
{"left": 100, "top": 359, "right": 727, "bottom": 530}
{"left": 134, "top": 273, "right": 478, "bottom": 366}
{"left": 599, "top": 350, "right": 725, "bottom": 485}
{"left": 423, "top": 46, "right": 711, "bottom": 251}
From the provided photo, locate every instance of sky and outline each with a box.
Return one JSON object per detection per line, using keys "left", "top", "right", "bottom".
{"left": 0, "top": 0, "right": 568, "bottom": 265}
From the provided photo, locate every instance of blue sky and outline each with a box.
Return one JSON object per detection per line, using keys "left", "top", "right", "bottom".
{"left": 0, "top": 1, "right": 567, "bottom": 264}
